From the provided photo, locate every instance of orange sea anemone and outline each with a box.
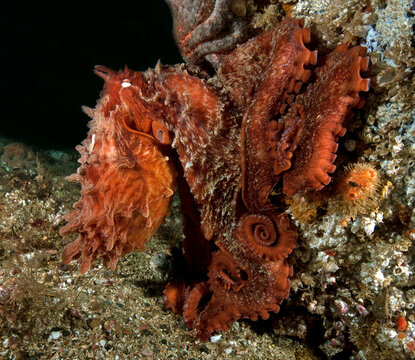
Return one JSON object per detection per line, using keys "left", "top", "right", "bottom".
{"left": 331, "top": 162, "right": 381, "bottom": 220}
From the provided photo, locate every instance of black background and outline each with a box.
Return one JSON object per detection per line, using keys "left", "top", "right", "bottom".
{"left": 1, "top": 2, "right": 182, "bottom": 150}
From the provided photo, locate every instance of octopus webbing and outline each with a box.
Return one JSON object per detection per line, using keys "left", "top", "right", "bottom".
{"left": 60, "top": 0, "right": 370, "bottom": 340}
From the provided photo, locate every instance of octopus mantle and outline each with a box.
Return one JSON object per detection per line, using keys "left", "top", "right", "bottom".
{"left": 60, "top": 15, "right": 369, "bottom": 339}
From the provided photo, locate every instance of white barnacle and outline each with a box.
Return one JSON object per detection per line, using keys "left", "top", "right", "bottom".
{"left": 121, "top": 79, "right": 131, "bottom": 88}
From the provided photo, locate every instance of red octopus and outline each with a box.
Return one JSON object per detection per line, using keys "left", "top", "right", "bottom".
{"left": 60, "top": 1, "right": 369, "bottom": 340}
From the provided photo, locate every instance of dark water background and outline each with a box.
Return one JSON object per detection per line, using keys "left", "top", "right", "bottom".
{"left": 1, "top": 2, "right": 181, "bottom": 150}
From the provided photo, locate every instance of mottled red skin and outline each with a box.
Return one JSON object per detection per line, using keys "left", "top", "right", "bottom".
{"left": 165, "top": 0, "right": 249, "bottom": 64}
{"left": 60, "top": 68, "right": 177, "bottom": 273}
{"left": 281, "top": 44, "right": 370, "bottom": 195}
{"left": 61, "top": 10, "right": 369, "bottom": 340}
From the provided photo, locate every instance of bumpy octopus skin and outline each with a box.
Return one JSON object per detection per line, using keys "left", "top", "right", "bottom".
{"left": 61, "top": 11, "right": 370, "bottom": 339}
{"left": 165, "top": 0, "right": 249, "bottom": 64}
{"left": 60, "top": 68, "right": 177, "bottom": 273}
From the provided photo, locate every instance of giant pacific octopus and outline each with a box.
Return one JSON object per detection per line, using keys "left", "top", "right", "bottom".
{"left": 60, "top": 0, "right": 370, "bottom": 339}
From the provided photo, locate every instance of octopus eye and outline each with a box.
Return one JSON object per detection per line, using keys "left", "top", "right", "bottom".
{"left": 152, "top": 120, "right": 172, "bottom": 145}
{"left": 156, "top": 129, "right": 166, "bottom": 143}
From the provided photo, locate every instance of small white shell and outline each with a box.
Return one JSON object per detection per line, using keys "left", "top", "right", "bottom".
{"left": 121, "top": 79, "right": 131, "bottom": 88}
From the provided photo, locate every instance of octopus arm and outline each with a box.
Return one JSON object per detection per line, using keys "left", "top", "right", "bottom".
{"left": 236, "top": 18, "right": 317, "bottom": 212}
{"left": 282, "top": 44, "right": 370, "bottom": 196}
{"left": 159, "top": 68, "right": 240, "bottom": 240}
{"left": 183, "top": 211, "right": 297, "bottom": 339}
{"left": 194, "top": 251, "right": 293, "bottom": 340}
{"left": 166, "top": 0, "right": 248, "bottom": 63}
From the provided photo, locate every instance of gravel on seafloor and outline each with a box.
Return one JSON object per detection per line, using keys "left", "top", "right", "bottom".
{"left": 0, "top": 142, "right": 319, "bottom": 359}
